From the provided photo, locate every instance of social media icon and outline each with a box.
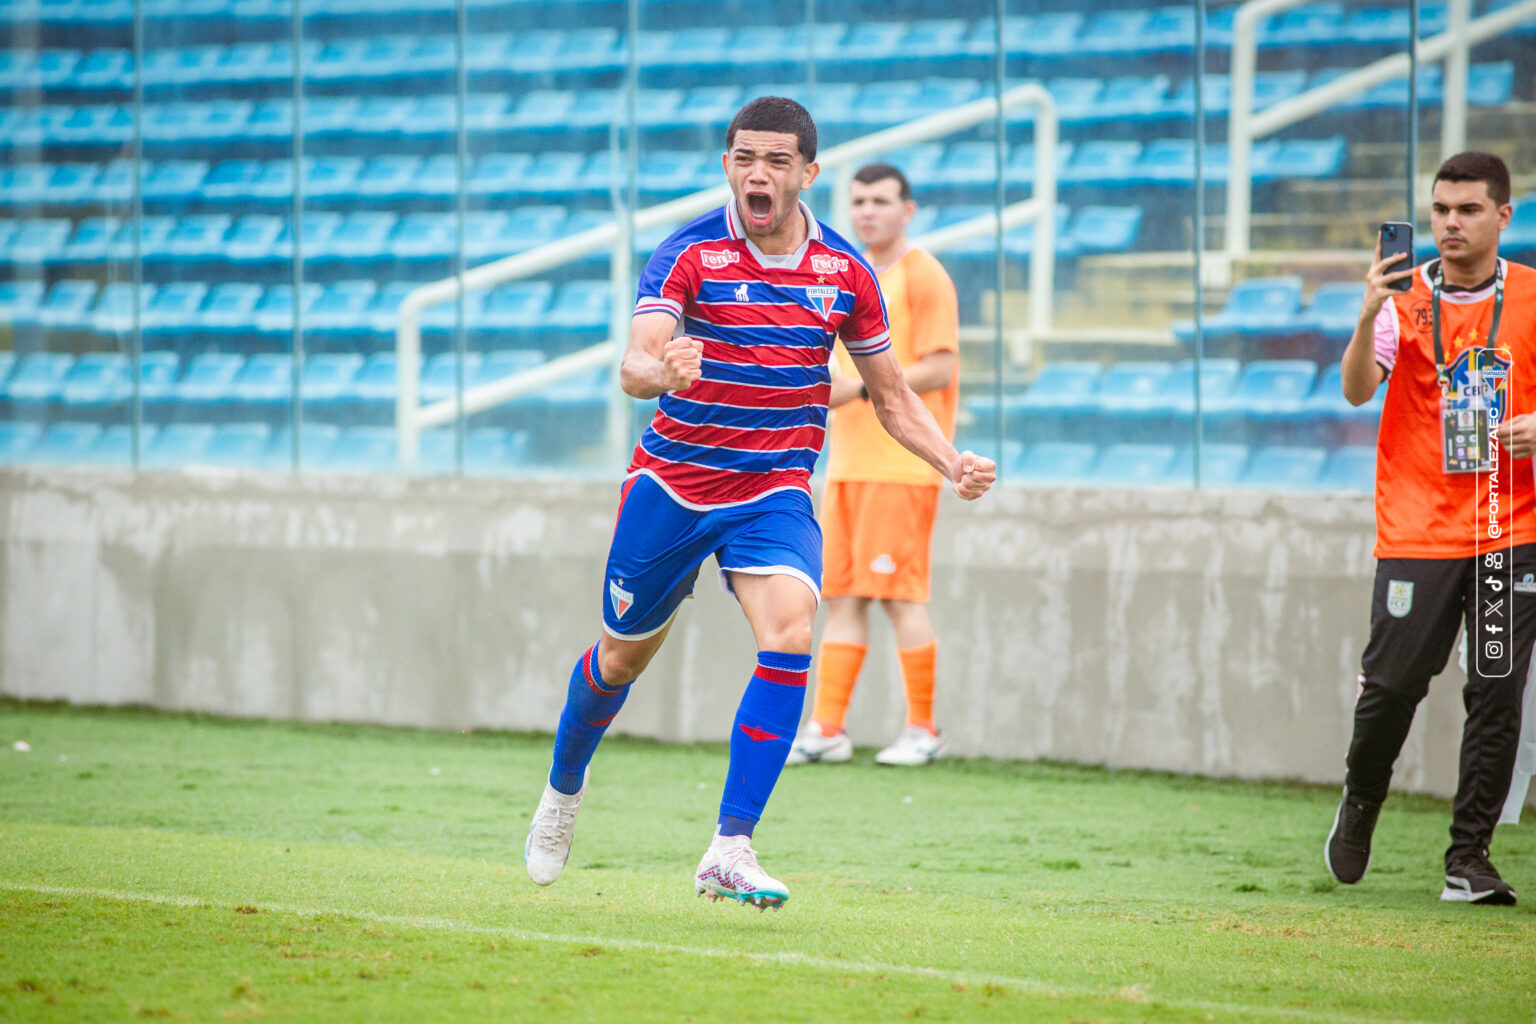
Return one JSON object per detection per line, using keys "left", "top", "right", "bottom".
{"left": 1485, "top": 640, "right": 1505, "bottom": 660}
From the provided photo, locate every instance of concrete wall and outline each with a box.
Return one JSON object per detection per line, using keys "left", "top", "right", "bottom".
{"left": 0, "top": 464, "right": 1514, "bottom": 803}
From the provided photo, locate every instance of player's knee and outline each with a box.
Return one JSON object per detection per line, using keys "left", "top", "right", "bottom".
{"left": 760, "top": 618, "right": 815, "bottom": 655}
{"left": 596, "top": 643, "right": 647, "bottom": 686}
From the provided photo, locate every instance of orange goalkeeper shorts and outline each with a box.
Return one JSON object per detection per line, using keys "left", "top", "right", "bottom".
{"left": 820, "top": 480, "right": 941, "bottom": 603}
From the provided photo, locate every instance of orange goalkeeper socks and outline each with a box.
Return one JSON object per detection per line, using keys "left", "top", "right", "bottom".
{"left": 899, "top": 640, "right": 938, "bottom": 734}
{"left": 811, "top": 641, "right": 866, "bottom": 735}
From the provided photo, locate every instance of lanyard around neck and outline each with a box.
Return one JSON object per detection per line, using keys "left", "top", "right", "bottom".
{"left": 1433, "top": 259, "right": 1505, "bottom": 387}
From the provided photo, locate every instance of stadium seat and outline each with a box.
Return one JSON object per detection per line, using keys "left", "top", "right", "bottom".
{"left": 31, "top": 421, "right": 103, "bottom": 463}
{"left": 224, "top": 214, "right": 285, "bottom": 263}
{"left": 224, "top": 352, "right": 295, "bottom": 416}
{"left": 107, "top": 216, "right": 175, "bottom": 262}
{"left": 1290, "top": 363, "right": 1383, "bottom": 446}
{"left": 140, "top": 281, "right": 209, "bottom": 334}
{"left": 163, "top": 352, "right": 244, "bottom": 417}
{"left": 1078, "top": 8, "right": 1156, "bottom": 56}
{"left": 1066, "top": 206, "right": 1143, "bottom": 253}
{"left": 1316, "top": 445, "right": 1375, "bottom": 493}
{"left": 1101, "top": 358, "right": 1242, "bottom": 444}
{"left": 253, "top": 282, "right": 324, "bottom": 336}
{"left": 89, "top": 281, "right": 157, "bottom": 335}
{"left": 464, "top": 427, "right": 532, "bottom": 475}
{"left": 0, "top": 280, "right": 47, "bottom": 325}
{"left": 0, "top": 420, "right": 44, "bottom": 462}
{"left": 1087, "top": 443, "right": 1179, "bottom": 486}
{"left": 1013, "top": 361, "right": 1101, "bottom": 442}
{"left": 199, "top": 282, "right": 265, "bottom": 333}
{"left": 159, "top": 214, "right": 232, "bottom": 262}
{"left": 1260, "top": 138, "right": 1347, "bottom": 181}
{"left": 30, "top": 279, "right": 98, "bottom": 331}
{"left": 466, "top": 153, "right": 533, "bottom": 200}
{"left": 343, "top": 352, "right": 400, "bottom": 419}
{"left": 141, "top": 160, "right": 210, "bottom": 205}
{"left": 547, "top": 280, "right": 611, "bottom": 333}
{"left": 1168, "top": 443, "right": 1251, "bottom": 487}
{"left": 321, "top": 213, "right": 397, "bottom": 263}
{"left": 1173, "top": 276, "right": 1305, "bottom": 344}
{"left": 354, "top": 155, "right": 423, "bottom": 201}
{"left": 417, "top": 352, "right": 483, "bottom": 405}
{"left": 1205, "top": 359, "right": 1318, "bottom": 444}
{"left": 142, "top": 422, "right": 217, "bottom": 467}
{"left": 1300, "top": 282, "right": 1366, "bottom": 339}
{"left": 5, "top": 218, "right": 71, "bottom": 265}
{"left": 386, "top": 212, "right": 455, "bottom": 262}
{"left": 1062, "top": 141, "right": 1144, "bottom": 187}
{"left": 306, "top": 281, "right": 377, "bottom": 336}
{"left": 310, "top": 425, "right": 398, "bottom": 474}
{"left": 1239, "top": 445, "right": 1328, "bottom": 489}
{"left": 472, "top": 281, "right": 553, "bottom": 335}
{"left": 1014, "top": 441, "right": 1097, "bottom": 484}
{"left": 1265, "top": 3, "right": 1346, "bottom": 47}
{"left": 0, "top": 351, "right": 74, "bottom": 410}
{"left": 1092, "top": 361, "right": 1173, "bottom": 444}
{"left": 80, "top": 422, "right": 148, "bottom": 465}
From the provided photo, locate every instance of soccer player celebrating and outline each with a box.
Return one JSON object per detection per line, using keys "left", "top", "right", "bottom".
{"left": 524, "top": 97, "right": 997, "bottom": 909}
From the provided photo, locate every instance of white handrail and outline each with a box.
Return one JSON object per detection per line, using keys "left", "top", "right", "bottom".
{"left": 1225, "top": 0, "right": 1536, "bottom": 262}
{"left": 395, "top": 83, "right": 1058, "bottom": 467}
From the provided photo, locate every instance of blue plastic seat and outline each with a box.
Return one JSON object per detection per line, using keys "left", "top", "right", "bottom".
{"left": 1088, "top": 443, "right": 1179, "bottom": 486}
{"left": 159, "top": 214, "right": 232, "bottom": 261}
{"left": 1093, "top": 361, "right": 1173, "bottom": 443}
{"left": 199, "top": 282, "right": 265, "bottom": 332}
{"left": 300, "top": 352, "right": 365, "bottom": 408}
{"left": 309, "top": 36, "right": 414, "bottom": 85}
{"left": 143, "top": 422, "right": 218, "bottom": 467}
{"left": 141, "top": 281, "right": 209, "bottom": 333}
{"left": 142, "top": 45, "right": 223, "bottom": 88}
{"left": 225, "top": 352, "right": 295, "bottom": 413}
{"left": 345, "top": 352, "right": 400, "bottom": 414}
{"left": 107, "top": 215, "right": 175, "bottom": 262}
{"left": 1301, "top": 282, "right": 1366, "bottom": 336}
{"left": 838, "top": 21, "right": 909, "bottom": 62}
{"left": 1239, "top": 445, "right": 1328, "bottom": 490}
{"left": 141, "top": 160, "right": 209, "bottom": 204}
{"left": 508, "top": 90, "right": 575, "bottom": 130}
{"left": 254, "top": 282, "right": 324, "bottom": 336}
{"left": 466, "top": 153, "right": 533, "bottom": 199}
{"left": 476, "top": 349, "right": 545, "bottom": 388}
{"left": 59, "top": 354, "right": 134, "bottom": 414}
{"left": 311, "top": 425, "right": 399, "bottom": 474}
{"left": 0, "top": 164, "right": 52, "bottom": 206}
{"left": 903, "top": 19, "right": 970, "bottom": 59}
{"left": 6, "top": 218, "right": 71, "bottom": 265}
{"left": 1078, "top": 8, "right": 1156, "bottom": 55}
{"left": 83, "top": 423, "right": 154, "bottom": 465}
{"left": 1259, "top": 138, "right": 1346, "bottom": 181}
{"left": 1067, "top": 206, "right": 1143, "bottom": 253}
{"left": 319, "top": 212, "right": 396, "bottom": 263}
{"left": 1175, "top": 276, "right": 1306, "bottom": 343}
{"left": 1344, "top": 3, "right": 1448, "bottom": 44}
{"left": 305, "top": 280, "right": 377, "bottom": 334}
{"left": 1206, "top": 359, "right": 1319, "bottom": 443}
{"left": 674, "top": 85, "right": 743, "bottom": 128}
{"left": 1062, "top": 141, "right": 1143, "bottom": 187}
{"left": 354, "top": 155, "right": 422, "bottom": 200}
{"left": 71, "top": 50, "right": 133, "bottom": 91}
{"left": 300, "top": 156, "right": 363, "bottom": 203}
{"left": 1015, "top": 441, "right": 1097, "bottom": 484}
{"left": 2, "top": 351, "right": 74, "bottom": 405}
{"left": 464, "top": 427, "right": 531, "bottom": 475}
{"left": 31, "top": 421, "right": 103, "bottom": 463}
{"left": 90, "top": 281, "right": 159, "bottom": 335}
{"left": 58, "top": 216, "right": 116, "bottom": 264}
{"left": 42, "top": 162, "right": 102, "bottom": 204}
{"left": 224, "top": 214, "right": 285, "bottom": 263}
{"left": 520, "top": 152, "right": 588, "bottom": 195}
{"left": 1103, "top": 358, "right": 1242, "bottom": 444}
{"left": 215, "top": 40, "right": 303, "bottom": 87}
{"left": 1040, "top": 77, "right": 1102, "bottom": 122}
{"left": 408, "top": 154, "right": 459, "bottom": 202}
{"left": 1265, "top": 3, "right": 1345, "bottom": 47}
{"left": 167, "top": 352, "right": 245, "bottom": 407}
{"left": 387, "top": 212, "right": 455, "bottom": 262}
{"left": 1467, "top": 62, "right": 1516, "bottom": 106}
{"left": 1168, "top": 443, "right": 1251, "bottom": 487}
{"left": 1316, "top": 446, "right": 1375, "bottom": 493}
{"left": 200, "top": 160, "right": 278, "bottom": 204}
{"left": 0, "top": 280, "right": 47, "bottom": 324}
{"left": 1097, "top": 75, "right": 1173, "bottom": 121}
{"left": 418, "top": 352, "right": 483, "bottom": 404}
{"left": 547, "top": 280, "right": 611, "bottom": 331}
{"left": 204, "top": 422, "right": 275, "bottom": 468}
{"left": 32, "top": 279, "right": 98, "bottom": 330}
{"left": 1295, "top": 363, "right": 1384, "bottom": 447}
{"left": 472, "top": 281, "right": 553, "bottom": 334}
{"left": 1014, "top": 361, "right": 1102, "bottom": 442}
{"left": 0, "top": 48, "right": 81, "bottom": 91}
{"left": 638, "top": 151, "right": 716, "bottom": 196}
{"left": 1503, "top": 196, "right": 1536, "bottom": 262}
{"left": 0, "top": 421, "right": 44, "bottom": 462}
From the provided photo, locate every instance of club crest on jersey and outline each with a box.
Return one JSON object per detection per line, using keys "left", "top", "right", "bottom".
{"left": 700, "top": 249, "right": 739, "bottom": 270}
{"left": 609, "top": 579, "right": 635, "bottom": 620}
{"left": 810, "top": 254, "right": 849, "bottom": 274}
{"left": 806, "top": 285, "right": 839, "bottom": 320}
{"left": 734, "top": 283, "right": 749, "bottom": 302}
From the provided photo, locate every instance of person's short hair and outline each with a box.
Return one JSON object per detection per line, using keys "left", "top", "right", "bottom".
{"left": 852, "top": 163, "right": 912, "bottom": 201}
{"left": 1434, "top": 151, "right": 1511, "bottom": 207}
{"left": 726, "top": 97, "right": 817, "bottom": 163}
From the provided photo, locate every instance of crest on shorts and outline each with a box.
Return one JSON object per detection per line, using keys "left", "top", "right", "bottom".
{"left": 1386, "top": 580, "right": 1413, "bottom": 618}
{"left": 609, "top": 578, "right": 634, "bottom": 620}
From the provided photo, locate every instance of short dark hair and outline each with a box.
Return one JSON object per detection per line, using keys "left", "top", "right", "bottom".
{"left": 726, "top": 96, "right": 817, "bottom": 163}
{"left": 1434, "top": 151, "right": 1511, "bottom": 206}
{"left": 853, "top": 163, "right": 911, "bottom": 201}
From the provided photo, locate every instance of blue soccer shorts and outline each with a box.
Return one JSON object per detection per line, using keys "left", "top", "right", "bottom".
{"left": 600, "top": 472, "right": 823, "bottom": 641}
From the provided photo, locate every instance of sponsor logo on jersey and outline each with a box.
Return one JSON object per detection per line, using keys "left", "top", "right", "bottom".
{"left": 701, "top": 249, "right": 740, "bottom": 269}
{"left": 810, "top": 253, "right": 849, "bottom": 274}
{"left": 1387, "top": 579, "right": 1414, "bottom": 618}
{"left": 609, "top": 578, "right": 635, "bottom": 620}
{"left": 806, "top": 285, "right": 839, "bottom": 320}
{"left": 1515, "top": 573, "right": 1536, "bottom": 594}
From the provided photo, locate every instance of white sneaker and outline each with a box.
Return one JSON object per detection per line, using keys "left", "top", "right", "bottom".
{"left": 524, "top": 769, "right": 587, "bottom": 886}
{"left": 874, "top": 725, "right": 946, "bottom": 766}
{"left": 784, "top": 721, "right": 853, "bottom": 765}
{"left": 695, "top": 831, "right": 789, "bottom": 910}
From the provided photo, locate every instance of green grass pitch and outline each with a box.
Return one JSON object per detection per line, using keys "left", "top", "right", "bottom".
{"left": 2, "top": 698, "right": 1533, "bottom": 1022}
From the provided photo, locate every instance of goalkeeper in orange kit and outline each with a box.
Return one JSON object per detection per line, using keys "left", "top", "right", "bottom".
{"left": 788, "top": 162, "right": 961, "bottom": 767}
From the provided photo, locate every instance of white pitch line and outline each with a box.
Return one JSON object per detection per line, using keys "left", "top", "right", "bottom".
{"left": 2, "top": 881, "right": 1449, "bottom": 1024}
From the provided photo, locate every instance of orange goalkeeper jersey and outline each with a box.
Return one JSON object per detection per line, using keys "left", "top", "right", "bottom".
{"left": 825, "top": 246, "right": 960, "bottom": 486}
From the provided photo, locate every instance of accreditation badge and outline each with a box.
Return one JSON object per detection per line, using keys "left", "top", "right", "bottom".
{"left": 1441, "top": 346, "right": 1512, "bottom": 474}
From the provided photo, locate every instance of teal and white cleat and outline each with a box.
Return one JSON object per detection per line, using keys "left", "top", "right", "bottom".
{"left": 694, "top": 831, "right": 789, "bottom": 911}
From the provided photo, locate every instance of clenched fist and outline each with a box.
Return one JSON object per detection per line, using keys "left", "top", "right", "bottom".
{"left": 950, "top": 450, "right": 997, "bottom": 500}
{"left": 663, "top": 335, "right": 704, "bottom": 391}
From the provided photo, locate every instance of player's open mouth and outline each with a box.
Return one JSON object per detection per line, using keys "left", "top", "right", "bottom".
{"left": 746, "top": 192, "right": 773, "bottom": 223}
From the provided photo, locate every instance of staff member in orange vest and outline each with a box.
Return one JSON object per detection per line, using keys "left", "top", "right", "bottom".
{"left": 787, "top": 163, "right": 961, "bottom": 767}
{"left": 1327, "top": 152, "right": 1534, "bottom": 905}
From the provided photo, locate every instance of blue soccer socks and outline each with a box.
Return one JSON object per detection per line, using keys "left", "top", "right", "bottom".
{"left": 718, "top": 651, "right": 811, "bottom": 837}
{"left": 549, "top": 643, "right": 631, "bottom": 796}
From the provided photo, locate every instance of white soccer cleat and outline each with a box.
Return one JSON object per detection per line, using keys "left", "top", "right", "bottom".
{"left": 524, "top": 769, "right": 587, "bottom": 886}
{"left": 784, "top": 721, "right": 853, "bottom": 765}
{"left": 694, "top": 831, "right": 789, "bottom": 910}
{"left": 874, "top": 725, "right": 947, "bottom": 766}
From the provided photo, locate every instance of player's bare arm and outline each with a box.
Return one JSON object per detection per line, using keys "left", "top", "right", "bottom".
{"left": 621, "top": 311, "right": 703, "bottom": 399}
{"left": 850, "top": 348, "right": 996, "bottom": 500}
{"left": 829, "top": 350, "right": 955, "bottom": 409}
{"left": 1341, "top": 235, "right": 1412, "bottom": 406}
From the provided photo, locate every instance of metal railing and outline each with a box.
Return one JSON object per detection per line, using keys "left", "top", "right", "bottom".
{"left": 1225, "top": 0, "right": 1536, "bottom": 264}
{"left": 394, "top": 84, "right": 1058, "bottom": 467}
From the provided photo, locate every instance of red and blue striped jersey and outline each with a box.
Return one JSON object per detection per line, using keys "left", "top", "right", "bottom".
{"left": 630, "top": 200, "right": 891, "bottom": 508}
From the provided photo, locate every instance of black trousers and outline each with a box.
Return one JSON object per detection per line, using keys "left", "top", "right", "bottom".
{"left": 1347, "top": 544, "right": 1536, "bottom": 863}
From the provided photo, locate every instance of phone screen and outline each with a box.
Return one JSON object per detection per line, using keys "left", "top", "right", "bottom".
{"left": 1380, "top": 222, "right": 1414, "bottom": 291}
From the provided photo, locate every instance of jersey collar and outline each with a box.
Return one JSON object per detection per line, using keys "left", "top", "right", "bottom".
{"left": 1419, "top": 257, "right": 1507, "bottom": 304}
{"left": 725, "top": 199, "right": 821, "bottom": 270}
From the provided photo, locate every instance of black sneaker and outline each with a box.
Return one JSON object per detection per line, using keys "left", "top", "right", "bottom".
{"left": 1442, "top": 850, "right": 1517, "bottom": 905}
{"left": 1325, "top": 787, "right": 1381, "bottom": 884}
